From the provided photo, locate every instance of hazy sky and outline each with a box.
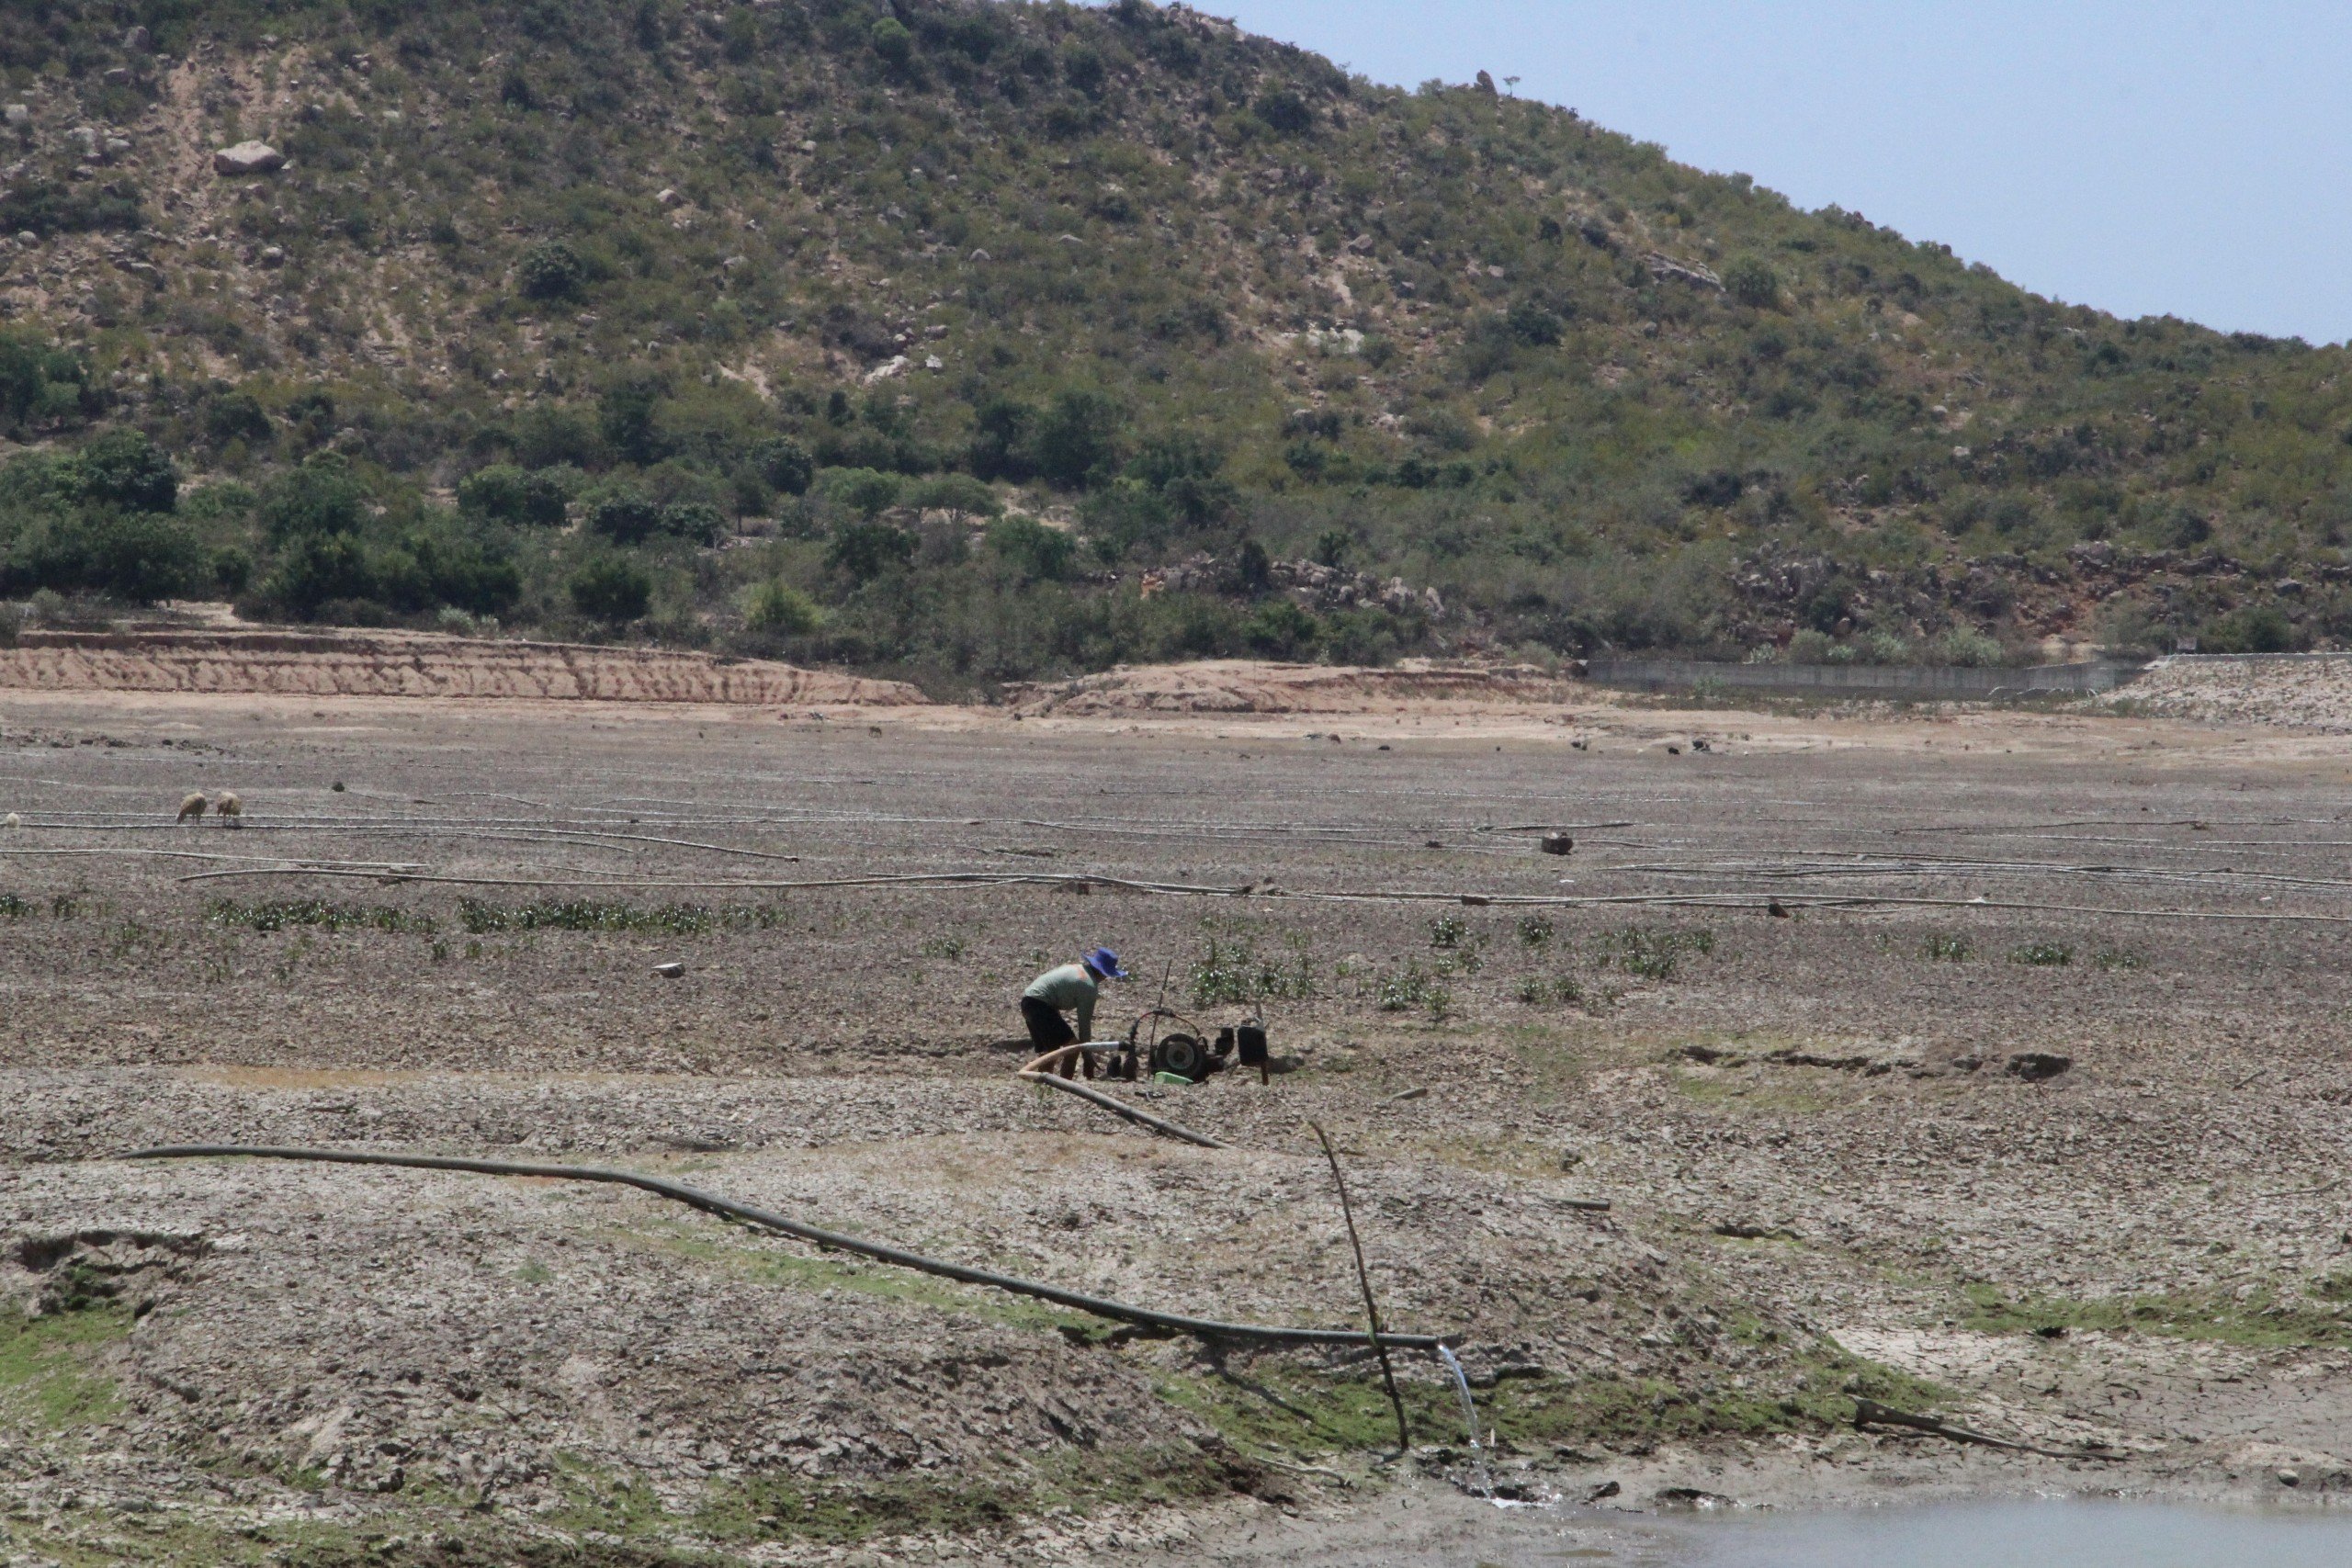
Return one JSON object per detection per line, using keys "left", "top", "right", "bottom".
{"left": 1185, "top": 2, "right": 2351, "bottom": 344}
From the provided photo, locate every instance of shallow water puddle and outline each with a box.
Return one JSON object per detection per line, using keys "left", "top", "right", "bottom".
{"left": 1622, "top": 1502, "right": 2352, "bottom": 1568}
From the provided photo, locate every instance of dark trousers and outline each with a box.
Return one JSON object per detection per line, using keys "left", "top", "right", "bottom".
{"left": 1021, "top": 998, "right": 1088, "bottom": 1077}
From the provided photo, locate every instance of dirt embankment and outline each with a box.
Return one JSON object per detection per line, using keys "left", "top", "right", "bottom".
{"left": 2109, "top": 653, "right": 2352, "bottom": 731}
{"left": 0, "top": 628, "right": 924, "bottom": 706}
{"left": 1007, "top": 659, "right": 1583, "bottom": 716}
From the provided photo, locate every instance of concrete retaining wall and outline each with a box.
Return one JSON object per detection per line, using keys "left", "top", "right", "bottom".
{"left": 1586, "top": 657, "right": 2146, "bottom": 699}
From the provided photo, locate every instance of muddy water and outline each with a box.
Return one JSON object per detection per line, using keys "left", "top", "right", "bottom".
{"left": 1515, "top": 1502, "right": 2352, "bottom": 1568}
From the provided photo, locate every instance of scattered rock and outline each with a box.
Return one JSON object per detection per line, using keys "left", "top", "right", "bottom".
{"left": 3, "top": 104, "right": 28, "bottom": 126}
{"left": 656, "top": 186, "right": 682, "bottom": 207}
{"left": 1654, "top": 1486, "right": 1740, "bottom": 1510}
{"left": 124, "top": 25, "right": 153, "bottom": 51}
{"left": 650, "top": 962, "right": 684, "bottom": 979}
{"left": 212, "top": 141, "right": 285, "bottom": 175}
{"left": 1581, "top": 1480, "right": 1622, "bottom": 1504}
{"left": 1540, "top": 832, "right": 1575, "bottom": 856}
{"left": 1643, "top": 253, "right": 1724, "bottom": 291}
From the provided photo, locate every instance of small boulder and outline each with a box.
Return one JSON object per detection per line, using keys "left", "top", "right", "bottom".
{"left": 3, "top": 104, "right": 28, "bottom": 126}
{"left": 1540, "top": 832, "right": 1575, "bottom": 856}
{"left": 212, "top": 140, "right": 284, "bottom": 175}
{"left": 656, "top": 186, "right": 682, "bottom": 208}
{"left": 124, "top": 25, "right": 152, "bottom": 51}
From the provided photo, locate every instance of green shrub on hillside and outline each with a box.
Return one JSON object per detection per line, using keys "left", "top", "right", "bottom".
{"left": 0, "top": 0, "right": 2347, "bottom": 682}
{"left": 570, "top": 556, "right": 650, "bottom": 623}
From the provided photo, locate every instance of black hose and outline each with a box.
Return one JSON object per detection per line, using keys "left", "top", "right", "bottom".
{"left": 120, "top": 1145, "right": 1450, "bottom": 1350}
{"left": 1016, "top": 1071, "right": 1228, "bottom": 1148}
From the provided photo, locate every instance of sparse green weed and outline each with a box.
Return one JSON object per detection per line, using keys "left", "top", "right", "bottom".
{"left": 1375, "top": 962, "right": 1450, "bottom": 1017}
{"left": 2008, "top": 942, "right": 2074, "bottom": 967}
{"left": 1189, "top": 923, "right": 1315, "bottom": 1005}
{"left": 1515, "top": 975, "right": 1585, "bottom": 1006}
{"left": 1600, "top": 924, "right": 1715, "bottom": 982}
{"left": 1921, "top": 933, "right": 1973, "bottom": 962}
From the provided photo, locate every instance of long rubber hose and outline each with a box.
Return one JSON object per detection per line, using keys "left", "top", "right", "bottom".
{"left": 120, "top": 1145, "right": 1448, "bottom": 1350}
{"left": 1015, "top": 1071, "right": 1228, "bottom": 1148}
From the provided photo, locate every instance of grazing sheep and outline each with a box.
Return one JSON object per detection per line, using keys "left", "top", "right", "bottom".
{"left": 214, "top": 792, "right": 243, "bottom": 826}
{"left": 176, "top": 792, "right": 208, "bottom": 823}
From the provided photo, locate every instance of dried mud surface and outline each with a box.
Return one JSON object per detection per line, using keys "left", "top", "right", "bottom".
{"left": 3, "top": 686, "right": 2351, "bottom": 1564}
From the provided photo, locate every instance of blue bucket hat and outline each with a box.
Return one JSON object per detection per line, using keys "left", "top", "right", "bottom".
{"left": 1084, "top": 945, "right": 1129, "bottom": 980}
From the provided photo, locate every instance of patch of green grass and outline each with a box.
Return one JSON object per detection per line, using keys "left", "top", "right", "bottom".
{"left": 2092, "top": 947, "right": 2145, "bottom": 971}
{"left": 459, "top": 897, "right": 705, "bottom": 934}
{"left": 535, "top": 1441, "right": 1240, "bottom": 1556}
{"left": 1962, "top": 1282, "right": 2352, "bottom": 1348}
{"left": 0, "top": 892, "right": 32, "bottom": 920}
{"left": 1516, "top": 914, "right": 1555, "bottom": 948}
{"left": 604, "top": 1221, "right": 1118, "bottom": 1341}
{"left": 1671, "top": 1068, "right": 1835, "bottom": 1114}
{"left": 208, "top": 897, "right": 436, "bottom": 934}
{"left": 1920, "top": 932, "right": 1973, "bottom": 962}
{"left": 0, "top": 1297, "right": 131, "bottom": 1431}
{"left": 2007, "top": 942, "right": 2074, "bottom": 967}
{"left": 1159, "top": 1334, "right": 1943, "bottom": 1458}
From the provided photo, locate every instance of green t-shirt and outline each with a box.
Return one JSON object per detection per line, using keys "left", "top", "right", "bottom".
{"left": 1023, "top": 963, "right": 1100, "bottom": 1042}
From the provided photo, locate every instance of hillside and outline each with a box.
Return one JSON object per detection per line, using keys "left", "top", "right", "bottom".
{"left": 3, "top": 0, "right": 2348, "bottom": 689}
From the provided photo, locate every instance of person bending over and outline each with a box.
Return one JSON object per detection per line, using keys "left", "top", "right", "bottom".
{"left": 1021, "top": 946, "right": 1128, "bottom": 1077}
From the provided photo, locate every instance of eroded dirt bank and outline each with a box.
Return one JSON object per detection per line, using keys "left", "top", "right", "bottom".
{"left": 4, "top": 688, "right": 2352, "bottom": 1564}
{"left": 0, "top": 626, "right": 925, "bottom": 705}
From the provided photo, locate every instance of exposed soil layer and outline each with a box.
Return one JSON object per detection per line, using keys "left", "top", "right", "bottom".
{"left": 4, "top": 688, "right": 2352, "bottom": 1563}
{"left": 0, "top": 627, "right": 925, "bottom": 706}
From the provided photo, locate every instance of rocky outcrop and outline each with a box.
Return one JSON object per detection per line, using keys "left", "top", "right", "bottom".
{"left": 1138, "top": 552, "right": 1444, "bottom": 617}
{"left": 211, "top": 141, "right": 284, "bottom": 175}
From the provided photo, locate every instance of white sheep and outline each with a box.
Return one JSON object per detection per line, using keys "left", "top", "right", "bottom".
{"left": 214, "top": 792, "right": 243, "bottom": 827}
{"left": 176, "top": 792, "right": 208, "bottom": 824}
